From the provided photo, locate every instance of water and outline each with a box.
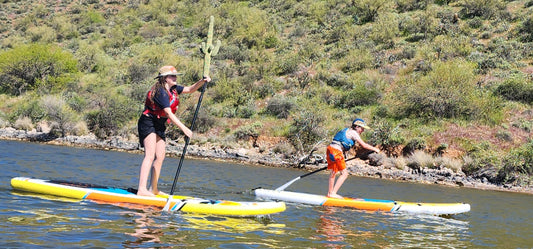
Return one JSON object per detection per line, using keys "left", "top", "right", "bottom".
{"left": 1, "top": 140, "right": 532, "bottom": 248}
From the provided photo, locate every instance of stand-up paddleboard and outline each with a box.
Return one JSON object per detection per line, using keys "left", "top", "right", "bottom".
{"left": 11, "top": 177, "right": 285, "bottom": 217}
{"left": 254, "top": 188, "right": 470, "bottom": 216}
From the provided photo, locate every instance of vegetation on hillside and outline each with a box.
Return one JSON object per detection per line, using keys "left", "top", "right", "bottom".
{"left": 0, "top": 0, "right": 532, "bottom": 187}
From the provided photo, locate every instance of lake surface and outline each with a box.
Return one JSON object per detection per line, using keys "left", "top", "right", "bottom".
{"left": 1, "top": 140, "right": 532, "bottom": 248}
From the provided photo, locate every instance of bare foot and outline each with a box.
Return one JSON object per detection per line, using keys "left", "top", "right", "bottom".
{"left": 327, "top": 193, "right": 343, "bottom": 199}
{"left": 149, "top": 188, "right": 167, "bottom": 196}
{"left": 137, "top": 189, "right": 156, "bottom": 197}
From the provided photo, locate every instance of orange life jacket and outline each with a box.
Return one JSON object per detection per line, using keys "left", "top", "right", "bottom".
{"left": 142, "top": 87, "right": 179, "bottom": 119}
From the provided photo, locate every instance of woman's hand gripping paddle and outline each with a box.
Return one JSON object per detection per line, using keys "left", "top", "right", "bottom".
{"left": 164, "top": 16, "right": 221, "bottom": 212}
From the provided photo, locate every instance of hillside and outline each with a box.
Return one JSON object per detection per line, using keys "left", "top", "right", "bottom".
{"left": 0, "top": 0, "right": 532, "bottom": 188}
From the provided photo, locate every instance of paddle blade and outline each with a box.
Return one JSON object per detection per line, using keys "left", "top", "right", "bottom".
{"left": 275, "top": 177, "right": 301, "bottom": 191}
{"left": 162, "top": 196, "right": 173, "bottom": 212}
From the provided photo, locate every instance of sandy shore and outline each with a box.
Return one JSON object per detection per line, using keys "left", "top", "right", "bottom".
{"left": 1, "top": 127, "right": 531, "bottom": 195}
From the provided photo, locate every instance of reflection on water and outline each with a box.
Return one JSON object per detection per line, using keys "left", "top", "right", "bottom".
{"left": 391, "top": 214, "right": 470, "bottom": 248}
{"left": 123, "top": 210, "right": 169, "bottom": 248}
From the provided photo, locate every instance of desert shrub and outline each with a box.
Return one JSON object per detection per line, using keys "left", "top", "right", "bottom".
{"left": 488, "top": 38, "right": 525, "bottom": 64}
{"left": 10, "top": 96, "right": 46, "bottom": 123}
{"left": 497, "top": 141, "right": 533, "bottom": 186}
{"left": 403, "top": 137, "right": 427, "bottom": 155}
{"left": 433, "top": 35, "right": 473, "bottom": 60}
{"left": 318, "top": 72, "right": 351, "bottom": 88}
{"left": 233, "top": 122, "right": 262, "bottom": 142}
{"left": 435, "top": 156, "right": 462, "bottom": 172}
{"left": 27, "top": 25, "right": 56, "bottom": 43}
{"left": 386, "top": 156, "right": 407, "bottom": 170}
{"left": 339, "top": 48, "right": 374, "bottom": 72}
{"left": 179, "top": 106, "right": 217, "bottom": 134}
{"left": 210, "top": 77, "right": 245, "bottom": 104}
{"left": 406, "top": 150, "right": 435, "bottom": 171}
{"left": 220, "top": 2, "right": 274, "bottom": 48}
{"left": 459, "top": 0, "right": 506, "bottom": 19}
{"left": 517, "top": 16, "right": 533, "bottom": 42}
{"left": 85, "top": 94, "right": 138, "bottom": 138}
{"left": 0, "top": 115, "right": 9, "bottom": 128}
{"left": 51, "top": 15, "right": 80, "bottom": 41}
{"left": 467, "top": 17, "right": 484, "bottom": 29}
{"left": 352, "top": 0, "right": 393, "bottom": 24}
{"left": 63, "top": 92, "right": 88, "bottom": 113}
{"left": 288, "top": 102, "right": 327, "bottom": 154}
{"left": 340, "top": 83, "right": 382, "bottom": 108}
{"left": 265, "top": 95, "right": 295, "bottom": 119}
{"left": 390, "top": 59, "right": 499, "bottom": 120}
{"left": 396, "top": 0, "right": 428, "bottom": 12}
{"left": 275, "top": 52, "right": 300, "bottom": 75}
{"left": 370, "top": 12, "right": 399, "bottom": 45}
{"left": 71, "top": 121, "right": 89, "bottom": 136}
{"left": 494, "top": 75, "right": 533, "bottom": 104}
{"left": 41, "top": 95, "right": 80, "bottom": 137}
{"left": 461, "top": 141, "right": 500, "bottom": 175}
{"left": 75, "top": 41, "right": 111, "bottom": 74}
{"left": 216, "top": 44, "right": 250, "bottom": 65}
{"left": 14, "top": 117, "right": 33, "bottom": 131}
{"left": 436, "top": 8, "right": 461, "bottom": 35}
{"left": 272, "top": 141, "right": 295, "bottom": 157}
{"left": 0, "top": 43, "right": 78, "bottom": 95}
{"left": 369, "top": 121, "right": 405, "bottom": 156}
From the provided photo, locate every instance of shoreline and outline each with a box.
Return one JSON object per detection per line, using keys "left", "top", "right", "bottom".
{"left": 2, "top": 127, "right": 532, "bottom": 196}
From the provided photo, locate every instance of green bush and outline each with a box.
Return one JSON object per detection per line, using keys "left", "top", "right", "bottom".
{"left": 0, "top": 44, "right": 78, "bottom": 95}
{"left": 497, "top": 141, "right": 533, "bottom": 186}
{"left": 233, "top": 122, "right": 262, "bottom": 141}
{"left": 339, "top": 48, "right": 374, "bottom": 72}
{"left": 369, "top": 121, "right": 405, "bottom": 156}
{"left": 85, "top": 93, "right": 138, "bottom": 138}
{"left": 9, "top": 95, "right": 46, "bottom": 123}
{"left": 288, "top": 102, "right": 327, "bottom": 154}
{"left": 459, "top": 0, "right": 506, "bottom": 19}
{"left": 403, "top": 137, "right": 427, "bottom": 155}
{"left": 41, "top": 95, "right": 79, "bottom": 137}
{"left": 265, "top": 95, "right": 295, "bottom": 119}
{"left": 494, "top": 75, "right": 533, "bottom": 104}
{"left": 352, "top": 0, "right": 392, "bottom": 24}
{"left": 517, "top": 16, "right": 533, "bottom": 42}
{"left": 340, "top": 83, "right": 382, "bottom": 108}
{"left": 396, "top": 0, "right": 428, "bottom": 12}
{"left": 391, "top": 59, "right": 499, "bottom": 120}
{"left": 370, "top": 13, "right": 399, "bottom": 45}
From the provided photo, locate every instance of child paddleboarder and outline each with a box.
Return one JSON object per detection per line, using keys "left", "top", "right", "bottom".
{"left": 326, "top": 118, "right": 380, "bottom": 198}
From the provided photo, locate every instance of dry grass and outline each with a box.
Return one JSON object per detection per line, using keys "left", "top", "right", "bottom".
{"left": 14, "top": 117, "right": 33, "bottom": 131}
{"left": 407, "top": 150, "right": 435, "bottom": 170}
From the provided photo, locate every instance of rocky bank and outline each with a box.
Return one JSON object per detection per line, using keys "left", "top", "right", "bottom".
{"left": 1, "top": 127, "right": 531, "bottom": 195}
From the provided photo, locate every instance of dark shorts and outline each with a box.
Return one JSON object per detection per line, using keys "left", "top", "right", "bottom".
{"left": 137, "top": 114, "right": 167, "bottom": 147}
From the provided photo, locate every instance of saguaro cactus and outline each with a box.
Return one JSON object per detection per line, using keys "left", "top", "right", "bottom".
{"left": 200, "top": 16, "right": 221, "bottom": 78}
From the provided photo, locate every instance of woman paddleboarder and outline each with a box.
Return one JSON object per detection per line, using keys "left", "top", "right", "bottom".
{"left": 137, "top": 65, "right": 210, "bottom": 196}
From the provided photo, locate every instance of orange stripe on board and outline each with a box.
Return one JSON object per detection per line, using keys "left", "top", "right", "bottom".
{"left": 86, "top": 192, "right": 168, "bottom": 207}
{"left": 323, "top": 198, "right": 395, "bottom": 212}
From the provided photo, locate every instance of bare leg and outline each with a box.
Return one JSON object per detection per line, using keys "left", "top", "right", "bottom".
{"left": 330, "top": 169, "right": 348, "bottom": 198}
{"left": 327, "top": 170, "right": 337, "bottom": 197}
{"left": 149, "top": 137, "right": 166, "bottom": 195}
{"left": 138, "top": 134, "right": 157, "bottom": 196}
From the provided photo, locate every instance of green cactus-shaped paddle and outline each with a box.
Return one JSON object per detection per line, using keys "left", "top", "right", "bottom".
{"left": 200, "top": 16, "right": 221, "bottom": 78}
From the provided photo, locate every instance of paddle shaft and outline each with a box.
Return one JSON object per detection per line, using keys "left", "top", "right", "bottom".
{"left": 168, "top": 81, "right": 208, "bottom": 195}
{"left": 275, "top": 156, "right": 359, "bottom": 191}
